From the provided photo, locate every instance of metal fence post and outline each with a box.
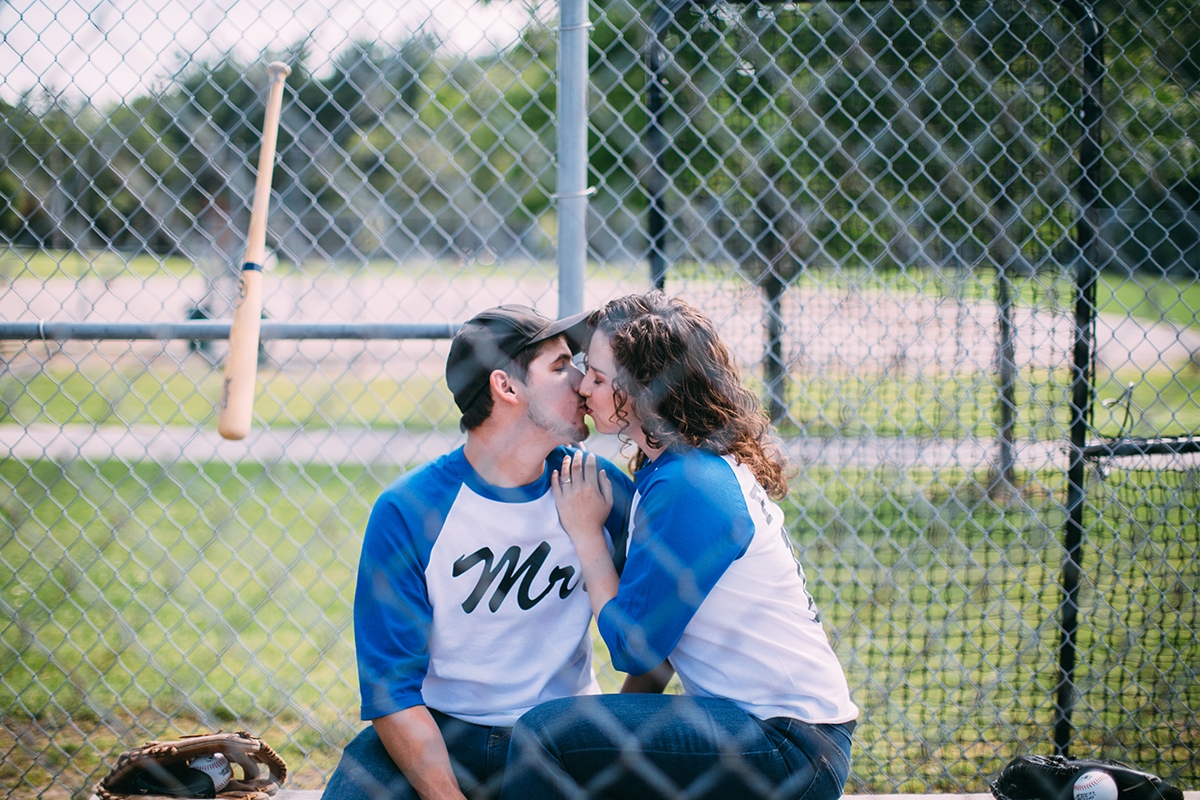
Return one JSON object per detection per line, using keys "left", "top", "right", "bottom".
{"left": 557, "top": 0, "right": 590, "bottom": 317}
{"left": 1056, "top": 0, "right": 1106, "bottom": 758}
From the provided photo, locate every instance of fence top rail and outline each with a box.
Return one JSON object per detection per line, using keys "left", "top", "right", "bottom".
{"left": 0, "top": 321, "right": 461, "bottom": 341}
{"left": 1082, "top": 436, "right": 1200, "bottom": 459}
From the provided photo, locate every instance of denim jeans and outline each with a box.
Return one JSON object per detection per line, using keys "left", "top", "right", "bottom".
{"left": 499, "top": 694, "right": 854, "bottom": 800}
{"left": 324, "top": 709, "right": 512, "bottom": 800}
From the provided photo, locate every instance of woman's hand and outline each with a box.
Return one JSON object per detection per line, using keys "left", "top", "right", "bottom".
{"left": 550, "top": 452, "right": 613, "bottom": 545}
{"left": 551, "top": 452, "right": 619, "bottom": 618}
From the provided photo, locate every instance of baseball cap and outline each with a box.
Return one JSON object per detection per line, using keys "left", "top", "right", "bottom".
{"left": 446, "top": 304, "right": 591, "bottom": 413}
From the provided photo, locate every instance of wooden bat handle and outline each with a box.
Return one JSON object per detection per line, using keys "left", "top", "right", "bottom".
{"left": 218, "top": 61, "right": 290, "bottom": 441}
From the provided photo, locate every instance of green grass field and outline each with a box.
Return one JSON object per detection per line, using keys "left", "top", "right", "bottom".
{"left": 2, "top": 458, "right": 1196, "bottom": 797}
{"left": 0, "top": 248, "right": 644, "bottom": 284}
{"left": 0, "top": 365, "right": 454, "bottom": 432}
{"left": 2, "top": 259, "right": 1197, "bottom": 797}
{"left": 0, "top": 458, "right": 373, "bottom": 795}
{"left": 4, "top": 359, "right": 1198, "bottom": 441}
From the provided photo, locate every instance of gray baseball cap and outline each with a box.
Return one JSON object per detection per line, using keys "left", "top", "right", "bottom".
{"left": 446, "top": 305, "right": 590, "bottom": 412}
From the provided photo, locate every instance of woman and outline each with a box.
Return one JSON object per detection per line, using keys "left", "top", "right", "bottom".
{"left": 499, "top": 292, "right": 858, "bottom": 800}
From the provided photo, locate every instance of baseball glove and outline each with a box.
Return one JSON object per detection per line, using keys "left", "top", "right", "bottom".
{"left": 93, "top": 731, "right": 287, "bottom": 800}
{"left": 991, "top": 755, "right": 1183, "bottom": 800}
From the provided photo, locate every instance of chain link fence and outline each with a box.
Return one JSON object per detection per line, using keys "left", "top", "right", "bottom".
{"left": 2, "top": 0, "right": 1199, "bottom": 796}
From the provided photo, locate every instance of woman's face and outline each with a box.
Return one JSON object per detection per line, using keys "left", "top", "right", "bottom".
{"left": 578, "top": 329, "right": 630, "bottom": 436}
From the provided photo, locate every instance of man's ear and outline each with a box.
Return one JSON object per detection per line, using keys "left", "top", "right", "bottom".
{"left": 489, "top": 369, "right": 521, "bottom": 407}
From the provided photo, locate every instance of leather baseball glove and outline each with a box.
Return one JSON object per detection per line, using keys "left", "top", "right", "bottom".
{"left": 991, "top": 755, "right": 1183, "bottom": 800}
{"left": 93, "top": 731, "right": 287, "bottom": 800}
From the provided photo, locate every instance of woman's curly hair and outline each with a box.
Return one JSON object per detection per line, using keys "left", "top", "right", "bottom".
{"left": 589, "top": 291, "right": 792, "bottom": 499}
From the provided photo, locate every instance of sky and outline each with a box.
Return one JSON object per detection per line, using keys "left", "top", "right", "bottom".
{"left": 0, "top": 0, "right": 553, "bottom": 105}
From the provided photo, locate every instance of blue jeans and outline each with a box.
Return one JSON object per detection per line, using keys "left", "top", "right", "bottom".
{"left": 499, "top": 694, "right": 854, "bottom": 800}
{"left": 324, "top": 709, "right": 512, "bottom": 800}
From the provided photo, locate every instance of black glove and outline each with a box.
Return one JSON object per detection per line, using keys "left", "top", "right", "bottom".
{"left": 992, "top": 755, "right": 1183, "bottom": 800}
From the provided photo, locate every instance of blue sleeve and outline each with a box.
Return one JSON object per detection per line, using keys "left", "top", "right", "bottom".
{"left": 597, "top": 456, "right": 754, "bottom": 675}
{"left": 354, "top": 470, "right": 453, "bottom": 720}
{"left": 596, "top": 454, "right": 635, "bottom": 576}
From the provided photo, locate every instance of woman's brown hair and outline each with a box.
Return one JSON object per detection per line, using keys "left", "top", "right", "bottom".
{"left": 589, "top": 291, "right": 792, "bottom": 499}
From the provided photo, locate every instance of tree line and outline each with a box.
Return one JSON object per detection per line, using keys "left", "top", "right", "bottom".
{"left": 1, "top": 0, "right": 1198, "bottom": 279}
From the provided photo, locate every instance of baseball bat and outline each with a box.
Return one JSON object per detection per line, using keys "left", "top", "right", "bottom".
{"left": 218, "top": 61, "right": 290, "bottom": 440}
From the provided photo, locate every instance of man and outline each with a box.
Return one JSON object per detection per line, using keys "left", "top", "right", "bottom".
{"left": 324, "top": 305, "right": 633, "bottom": 800}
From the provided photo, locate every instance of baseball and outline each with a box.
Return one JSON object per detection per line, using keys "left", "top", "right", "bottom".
{"left": 1074, "top": 770, "right": 1119, "bottom": 800}
{"left": 190, "top": 753, "right": 233, "bottom": 792}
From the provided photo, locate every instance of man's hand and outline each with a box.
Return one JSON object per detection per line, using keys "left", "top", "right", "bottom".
{"left": 374, "top": 708, "right": 468, "bottom": 800}
{"left": 621, "top": 661, "right": 675, "bottom": 694}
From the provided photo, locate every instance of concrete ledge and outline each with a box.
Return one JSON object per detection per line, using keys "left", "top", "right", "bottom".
{"left": 275, "top": 792, "right": 1200, "bottom": 800}
{"left": 275, "top": 795, "right": 998, "bottom": 800}
{"left": 845, "top": 797, "right": 993, "bottom": 800}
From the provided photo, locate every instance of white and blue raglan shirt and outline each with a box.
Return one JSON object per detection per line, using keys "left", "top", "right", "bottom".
{"left": 599, "top": 447, "right": 859, "bottom": 724}
{"left": 355, "top": 445, "right": 633, "bottom": 727}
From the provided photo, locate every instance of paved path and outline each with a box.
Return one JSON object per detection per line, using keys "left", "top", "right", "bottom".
{"left": 6, "top": 273, "right": 1198, "bottom": 377}
{"left": 1, "top": 423, "right": 466, "bottom": 467}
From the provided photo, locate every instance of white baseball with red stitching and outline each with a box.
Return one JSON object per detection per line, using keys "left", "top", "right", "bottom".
{"left": 1074, "top": 771, "right": 1119, "bottom": 800}
{"left": 190, "top": 753, "right": 233, "bottom": 792}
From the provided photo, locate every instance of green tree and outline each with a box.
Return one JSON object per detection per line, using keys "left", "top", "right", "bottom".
{"left": 1097, "top": 0, "right": 1200, "bottom": 276}
{"left": 616, "top": 0, "right": 1079, "bottom": 419}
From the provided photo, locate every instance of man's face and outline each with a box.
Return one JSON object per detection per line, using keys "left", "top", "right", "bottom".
{"left": 517, "top": 336, "right": 589, "bottom": 443}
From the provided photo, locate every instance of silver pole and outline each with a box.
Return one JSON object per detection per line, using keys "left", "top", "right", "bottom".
{"left": 557, "top": 0, "right": 589, "bottom": 317}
